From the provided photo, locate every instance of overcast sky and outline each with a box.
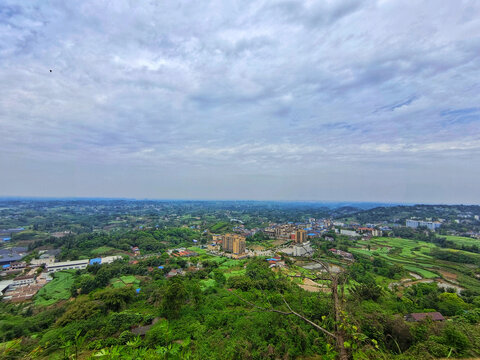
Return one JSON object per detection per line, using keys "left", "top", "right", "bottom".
{"left": 1, "top": 0, "right": 480, "bottom": 204}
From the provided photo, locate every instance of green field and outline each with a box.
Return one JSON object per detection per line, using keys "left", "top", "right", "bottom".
{"left": 110, "top": 275, "right": 140, "bottom": 288}
{"left": 402, "top": 265, "right": 438, "bottom": 279}
{"left": 91, "top": 246, "right": 116, "bottom": 255}
{"left": 34, "top": 271, "right": 76, "bottom": 306}
{"left": 350, "top": 237, "right": 441, "bottom": 280}
{"left": 187, "top": 246, "right": 207, "bottom": 255}
{"left": 218, "top": 259, "right": 244, "bottom": 269}
{"left": 349, "top": 236, "right": 480, "bottom": 289}
{"left": 199, "top": 278, "right": 216, "bottom": 290}
{"left": 443, "top": 235, "right": 480, "bottom": 247}
{"left": 224, "top": 269, "right": 246, "bottom": 278}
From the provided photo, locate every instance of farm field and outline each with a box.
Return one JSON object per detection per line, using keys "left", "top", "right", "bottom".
{"left": 110, "top": 275, "right": 140, "bottom": 289}
{"left": 443, "top": 235, "right": 480, "bottom": 247}
{"left": 187, "top": 246, "right": 207, "bottom": 255}
{"left": 91, "top": 246, "right": 116, "bottom": 255}
{"left": 34, "top": 271, "right": 76, "bottom": 306}
{"left": 349, "top": 237, "right": 480, "bottom": 291}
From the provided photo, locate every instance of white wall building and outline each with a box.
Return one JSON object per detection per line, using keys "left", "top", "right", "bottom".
{"left": 406, "top": 220, "right": 441, "bottom": 231}
{"left": 47, "top": 259, "right": 89, "bottom": 272}
{"left": 340, "top": 229, "right": 360, "bottom": 237}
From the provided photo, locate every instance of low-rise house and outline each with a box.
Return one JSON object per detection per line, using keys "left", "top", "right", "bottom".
{"left": 10, "top": 262, "right": 26, "bottom": 270}
{"left": 47, "top": 259, "right": 89, "bottom": 272}
{"left": 329, "top": 249, "right": 354, "bottom": 261}
{"left": 405, "top": 312, "right": 445, "bottom": 322}
{"left": 357, "top": 227, "right": 382, "bottom": 237}
{"left": 166, "top": 269, "right": 183, "bottom": 278}
{"left": 30, "top": 255, "right": 56, "bottom": 266}
{"left": 340, "top": 229, "right": 360, "bottom": 237}
{"left": 0, "top": 280, "right": 13, "bottom": 294}
{"left": 13, "top": 274, "right": 35, "bottom": 286}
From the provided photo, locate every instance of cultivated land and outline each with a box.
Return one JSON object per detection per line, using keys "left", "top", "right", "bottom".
{"left": 34, "top": 271, "right": 75, "bottom": 306}
{"left": 349, "top": 236, "right": 480, "bottom": 292}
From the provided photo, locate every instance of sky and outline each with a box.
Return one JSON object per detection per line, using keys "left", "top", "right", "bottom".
{"left": 1, "top": 0, "right": 480, "bottom": 204}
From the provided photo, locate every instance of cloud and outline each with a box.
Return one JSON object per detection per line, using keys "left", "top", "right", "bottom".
{"left": 0, "top": 0, "right": 480, "bottom": 203}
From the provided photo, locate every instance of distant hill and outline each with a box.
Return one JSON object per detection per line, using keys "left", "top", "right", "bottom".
{"left": 337, "top": 204, "right": 480, "bottom": 223}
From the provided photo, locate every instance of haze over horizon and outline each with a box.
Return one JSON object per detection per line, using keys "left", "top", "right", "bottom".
{"left": 1, "top": 1, "right": 480, "bottom": 204}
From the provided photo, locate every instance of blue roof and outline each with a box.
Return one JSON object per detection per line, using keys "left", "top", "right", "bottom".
{"left": 308, "top": 233, "right": 316, "bottom": 236}
{"left": 2, "top": 237, "right": 11, "bottom": 241}
{"left": 2, "top": 264, "right": 10, "bottom": 269}
{"left": 136, "top": 288, "right": 141, "bottom": 293}
{"left": 89, "top": 258, "right": 102, "bottom": 265}
{"left": 158, "top": 266, "right": 164, "bottom": 269}
{"left": 266, "top": 258, "right": 279, "bottom": 261}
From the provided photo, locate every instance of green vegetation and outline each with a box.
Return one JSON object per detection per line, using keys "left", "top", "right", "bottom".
{"left": 34, "top": 271, "right": 76, "bottom": 306}
{"left": 2, "top": 200, "right": 480, "bottom": 359}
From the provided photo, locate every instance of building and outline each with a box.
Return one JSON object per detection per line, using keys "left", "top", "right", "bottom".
{"left": 101, "top": 255, "right": 122, "bottom": 264}
{"left": 329, "top": 249, "right": 354, "bottom": 261}
{"left": 30, "top": 255, "right": 56, "bottom": 266}
{"left": 406, "top": 219, "right": 441, "bottom": 231}
{"left": 9, "top": 262, "right": 27, "bottom": 270}
{"left": 211, "top": 234, "right": 223, "bottom": 244}
{"left": 295, "top": 229, "right": 306, "bottom": 244}
{"left": 13, "top": 274, "right": 35, "bottom": 286}
{"left": 47, "top": 259, "right": 89, "bottom": 272}
{"left": 232, "top": 236, "right": 246, "bottom": 255}
{"left": 357, "top": 227, "right": 382, "bottom": 237}
{"left": 340, "top": 229, "right": 360, "bottom": 237}
{"left": 222, "top": 234, "right": 246, "bottom": 255}
{"left": 404, "top": 312, "right": 445, "bottom": 322}
{"left": 0, "top": 280, "right": 14, "bottom": 294}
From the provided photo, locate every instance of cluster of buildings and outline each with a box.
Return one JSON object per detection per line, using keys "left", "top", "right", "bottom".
{"left": 406, "top": 219, "right": 442, "bottom": 231}
{"left": 0, "top": 251, "right": 123, "bottom": 301}
{"left": 207, "top": 233, "right": 248, "bottom": 258}
{"left": 329, "top": 248, "right": 354, "bottom": 261}
{"left": 264, "top": 220, "right": 330, "bottom": 241}
{"left": 167, "top": 248, "right": 199, "bottom": 257}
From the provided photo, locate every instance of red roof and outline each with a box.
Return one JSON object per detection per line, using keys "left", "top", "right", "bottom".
{"left": 406, "top": 312, "right": 445, "bottom": 321}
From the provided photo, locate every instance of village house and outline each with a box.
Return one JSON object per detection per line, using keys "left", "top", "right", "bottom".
{"left": 404, "top": 312, "right": 445, "bottom": 322}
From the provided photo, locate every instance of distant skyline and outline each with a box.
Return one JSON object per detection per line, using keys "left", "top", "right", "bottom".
{"left": 1, "top": 1, "right": 480, "bottom": 204}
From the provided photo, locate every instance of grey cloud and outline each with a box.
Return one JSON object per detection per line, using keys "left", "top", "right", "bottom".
{"left": 1, "top": 0, "right": 480, "bottom": 203}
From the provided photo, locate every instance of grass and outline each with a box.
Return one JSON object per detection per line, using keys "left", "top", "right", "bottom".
{"left": 351, "top": 237, "right": 441, "bottom": 280}
{"left": 403, "top": 266, "right": 438, "bottom": 279}
{"left": 187, "top": 246, "right": 207, "bottom": 255}
{"left": 218, "top": 259, "right": 243, "bottom": 269}
{"left": 199, "top": 278, "right": 216, "bottom": 290}
{"left": 110, "top": 275, "right": 140, "bottom": 288}
{"left": 224, "top": 269, "right": 246, "bottom": 278}
{"left": 91, "top": 246, "right": 116, "bottom": 255}
{"left": 34, "top": 271, "right": 75, "bottom": 306}
{"left": 443, "top": 235, "right": 480, "bottom": 247}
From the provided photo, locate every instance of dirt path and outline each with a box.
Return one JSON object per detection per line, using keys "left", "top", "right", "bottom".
{"left": 298, "top": 278, "right": 330, "bottom": 293}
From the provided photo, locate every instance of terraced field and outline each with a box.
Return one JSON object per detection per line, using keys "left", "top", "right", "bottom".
{"left": 349, "top": 238, "right": 443, "bottom": 282}
{"left": 443, "top": 235, "right": 480, "bottom": 247}
{"left": 348, "top": 236, "right": 480, "bottom": 292}
{"left": 110, "top": 275, "right": 140, "bottom": 288}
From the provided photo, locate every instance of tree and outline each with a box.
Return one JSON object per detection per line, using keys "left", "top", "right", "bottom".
{"left": 213, "top": 269, "right": 226, "bottom": 287}
{"left": 162, "top": 278, "right": 188, "bottom": 318}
